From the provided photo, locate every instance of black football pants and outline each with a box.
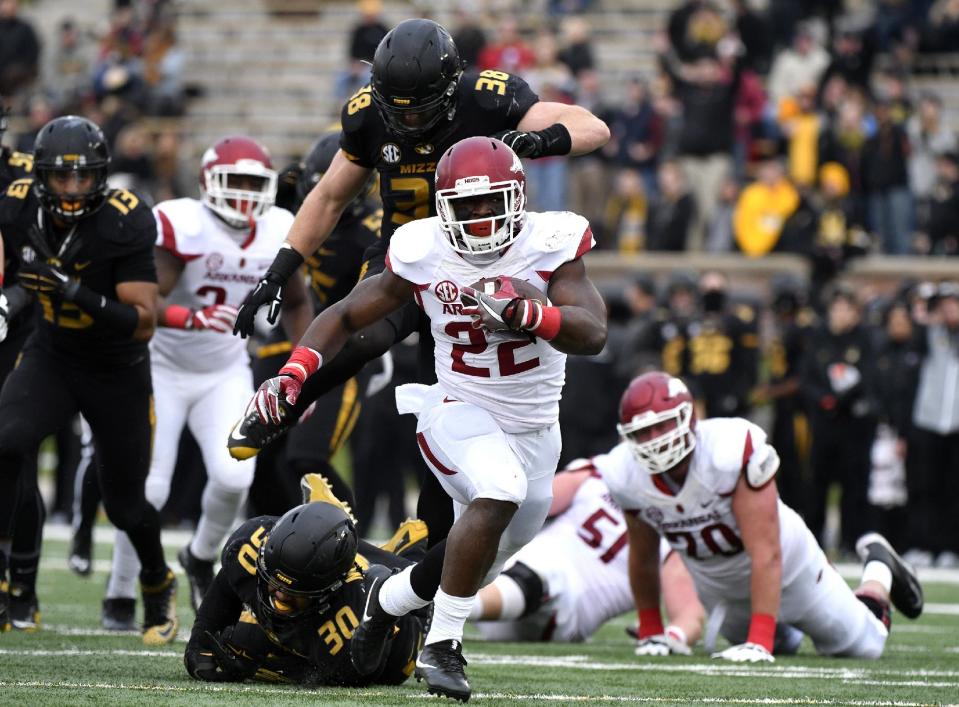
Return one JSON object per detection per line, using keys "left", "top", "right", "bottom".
{"left": 0, "top": 344, "right": 168, "bottom": 582}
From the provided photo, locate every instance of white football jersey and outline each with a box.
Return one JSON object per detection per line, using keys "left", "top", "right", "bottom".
{"left": 151, "top": 198, "right": 294, "bottom": 373}
{"left": 510, "top": 472, "right": 671, "bottom": 641}
{"left": 597, "top": 417, "right": 820, "bottom": 603}
{"left": 387, "top": 211, "right": 595, "bottom": 433}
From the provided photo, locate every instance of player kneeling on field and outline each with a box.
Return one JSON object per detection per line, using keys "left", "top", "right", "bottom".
{"left": 470, "top": 458, "right": 704, "bottom": 651}
{"left": 183, "top": 492, "right": 427, "bottom": 685}
{"left": 597, "top": 371, "right": 923, "bottom": 662}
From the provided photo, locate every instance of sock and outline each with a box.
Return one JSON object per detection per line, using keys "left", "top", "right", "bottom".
{"left": 379, "top": 566, "right": 431, "bottom": 617}
{"left": 862, "top": 560, "right": 893, "bottom": 594}
{"left": 191, "top": 482, "right": 247, "bottom": 562}
{"left": 489, "top": 574, "right": 527, "bottom": 621}
{"left": 106, "top": 530, "right": 140, "bottom": 600}
{"left": 468, "top": 595, "right": 485, "bottom": 622}
{"left": 425, "top": 588, "right": 475, "bottom": 645}
{"left": 409, "top": 539, "right": 445, "bottom": 600}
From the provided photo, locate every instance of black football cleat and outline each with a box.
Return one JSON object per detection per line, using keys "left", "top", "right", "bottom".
{"left": 227, "top": 408, "right": 291, "bottom": 461}
{"left": 350, "top": 564, "right": 399, "bottom": 676}
{"left": 68, "top": 529, "right": 93, "bottom": 577}
{"left": 101, "top": 597, "right": 137, "bottom": 631}
{"left": 178, "top": 545, "right": 214, "bottom": 613}
{"left": 9, "top": 584, "right": 40, "bottom": 631}
{"left": 415, "top": 639, "right": 471, "bottom": 702}
{"left": 141, "top": 570, "right": 179, "bottom": 645}
{"left": 856, "top": 532, "right": 924, "bottom": 619}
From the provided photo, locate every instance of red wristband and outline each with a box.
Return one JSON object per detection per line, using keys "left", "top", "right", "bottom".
{"left": 0, "top": 272, "right": 4, "bottom": 287}
{"left": 163, "top": 304, "right": 193, "bottom": 329}
{"left": 531, "top": 305, "right": 562, "bottom": 341}
{"left": 279, "top": 346, "right": 322, "bottom": 383}
{"left": 637, "top": 608, "right": 665, "bottom": 639}
{"left": 746, "top": 612, "right": 776, "bottom": 652}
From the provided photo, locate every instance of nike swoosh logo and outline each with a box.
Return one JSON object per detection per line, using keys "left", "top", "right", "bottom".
{"left": 230, "top": 425, "right": 247, "bottom": 442}
{"left": 416, "top": 659, "right": 438, "bottom": 670}
{"left": 362, "top": 578, "right": 380, "bottom": 623}
{"left": 442, "top": 396, "right": 458, "bottom": 403}
{"left": 74, "top": 260, "right": 92, "bottom": 271}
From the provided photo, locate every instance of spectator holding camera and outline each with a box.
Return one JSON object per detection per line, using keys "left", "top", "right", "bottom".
{"left": 908, "top": 283, "right": 959, "bottom": 568}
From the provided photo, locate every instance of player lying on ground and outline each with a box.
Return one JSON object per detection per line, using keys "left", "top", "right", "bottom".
{"left": 471, "top": 458, "right": 704, "bottom": 652}
{"left": 184, "top": 475, "right": 428, "bottom": 685}
{"left": 597, "top": 371, "right": 923, "bottom": 662}
{"left": 234, "top": 136, "right": 607, "bottom": 702}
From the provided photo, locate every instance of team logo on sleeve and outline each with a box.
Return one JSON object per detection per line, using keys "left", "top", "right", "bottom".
{"left": 645, "top": 507, "right": 664, "bottom": 526}
{"left": 434, "top": 280, "right": 459, "bottom": 303}
{"left": 206, "top": 252, "right": 224, "bottom": 272}
{"left": 381, "top": 143, "right": 401, "bottom": 164}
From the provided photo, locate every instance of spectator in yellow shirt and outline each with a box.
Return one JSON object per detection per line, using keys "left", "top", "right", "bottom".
{"left": 733, "top": 158, "right": 800, "bottom": 256}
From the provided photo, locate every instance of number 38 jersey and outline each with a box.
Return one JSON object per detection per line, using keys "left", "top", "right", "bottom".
{"left": 597, "top": 417, "right": 820, "bottom": 602}
{"left": 386, "top": 211, "right": 595, "bottom": 433}
{"left": 340, "top": 69, "right": 538, "bottom": 240}
{"left": 151, "top": 198, "right": 294, "bottom": 373}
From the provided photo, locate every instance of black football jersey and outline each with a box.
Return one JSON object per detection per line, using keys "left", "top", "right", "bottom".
{"left": 339, "top": 69, "right": 538, "bottom": 239}
{"left": 304, "top": 203, "right": 381, "bottom": 311}
{"left": 0, "top": 148, "right": 33, "bottom": 190}
{"left": 0, "top": 179, "right": 156, "bottom": 366}
{"left": 216, "top": 517, "right": 400, "bottom": 687}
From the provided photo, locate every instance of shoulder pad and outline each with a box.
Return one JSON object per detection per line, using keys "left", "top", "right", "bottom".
{"left": 388, "top": 218, "right": 440, "bottom": 265}
{"left": 591, "top": 443, "right": 638, "bottom": 508}
{"left": 98, "top": 189, "right": 156, "bottom": 247}
{"left": 744, "top": 432, "right": 779, "bottom": 490}
{"left": 259, "top": 205, "right": 295, "bottom": 234}
{"left": 465, "top": 70, "right": 537, "bottom": 118}
{"left": 154, "top": 198, "right": 205, "bottom": 251}
{"left": 0, "top": 179, "right": 34, "bottom": 224}
{"left": 529, "top": 212, "right": 592, "bottom": 253}
{"left": 221, "top": 516, "right": 277, "bottom": 565}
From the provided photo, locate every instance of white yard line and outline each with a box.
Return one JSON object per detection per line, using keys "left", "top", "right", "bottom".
{"left": 0, "top": 681, "right": 951, "bottom": 706}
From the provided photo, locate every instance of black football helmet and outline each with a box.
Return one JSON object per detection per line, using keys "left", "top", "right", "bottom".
{"left": 33, "top": 116, "right": 111, "bottom": 223}
{"left": 370, "top": 19, "right": 463, "bottom": 139}
{"left": 255, "top": 502, "right": 358, "bottom": 644}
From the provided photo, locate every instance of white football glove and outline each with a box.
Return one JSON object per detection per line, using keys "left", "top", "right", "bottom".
{"left": 0, "top": 291, "right": 8, "bottom": 343}
{"left": 711, "top": 642, "right": 774, "bottom": 663}
{"left": 632, "top": 625, "right": 692, "bottom": 656}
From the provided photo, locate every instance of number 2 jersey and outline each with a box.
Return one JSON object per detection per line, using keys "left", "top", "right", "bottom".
{"left": 151, "top": 198, "right": 293, "bottom": 373}
{"left": 0, "top": 179, "right": 156, "bottom": 366}
{"left": 340, "top": 69, "right": 538, "bottom": 241}
{"left": 386, "top": 211, "right": 595, "bottom": 433}
{"left": 192, "top": 516, "right": 419, "bottom": 686}
{"left": 597, "top": 417, "right": 821, "bottom": 604}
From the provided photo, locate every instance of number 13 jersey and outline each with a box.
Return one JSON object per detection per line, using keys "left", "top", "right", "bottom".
{"left": 151, "top": 198, "right": 294, "bottom": 373}
{"left": 386, "top": 211, "right": 594, "bottom": 433}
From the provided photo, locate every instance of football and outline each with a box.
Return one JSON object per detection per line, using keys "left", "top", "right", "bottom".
{"left": 467, "top": 275, "right": 549, "bottom": 303}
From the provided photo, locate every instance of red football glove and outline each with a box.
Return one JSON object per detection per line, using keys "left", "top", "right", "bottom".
{"left": 165, "top": 304, "right": 239, "bottom": 333}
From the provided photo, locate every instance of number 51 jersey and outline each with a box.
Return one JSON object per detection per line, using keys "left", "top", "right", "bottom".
{"left": 151, "top": 198, "right": 294, "bottom": 373}
{"left": 386, "top": 211, "right": 595, "bottom": 433}
{"left": 597, "top": 417, "right": 821, "bottom": 603}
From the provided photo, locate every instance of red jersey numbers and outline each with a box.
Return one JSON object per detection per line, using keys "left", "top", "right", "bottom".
{"left": 578, "top": 508, "right": 628, "bottom": 564}
{"left": 445, "top": 321, "right": 540, "bottom": 378}
{"left": 665, "top": 523, "right": 744, "bottom": 560}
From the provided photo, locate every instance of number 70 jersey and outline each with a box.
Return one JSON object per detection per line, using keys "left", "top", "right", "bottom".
{"left": 151, "top": 198, "right": 294, "bottom": 373}
{"left": 386, "top": 211, "right": 595, "bottom": 433}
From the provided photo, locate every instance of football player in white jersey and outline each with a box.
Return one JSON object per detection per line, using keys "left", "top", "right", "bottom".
{"left": 469, "top": 458, "right": 705, "bottom": 649}
{"left": 236, "top": 136, "right": 607, "bottom": 701}
{"left": 102, "top": 137, "right": 313, "bottom": 627}
{"left": 598, "top": 371, "right": 924, "bottom": 663}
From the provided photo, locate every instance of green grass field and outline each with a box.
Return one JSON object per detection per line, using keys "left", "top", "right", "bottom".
{"left": 1, "top": 530, "right": 957, "bottom": 707}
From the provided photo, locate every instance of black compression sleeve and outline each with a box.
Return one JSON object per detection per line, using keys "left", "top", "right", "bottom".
{"left": 190, "top": 570, "right": 244, "bottom": 642}
{"left": 68, "top": 284, "right": 140, "bottom": 337}
{"left": 534, "top": 123, "right": 573, "bottom": 157}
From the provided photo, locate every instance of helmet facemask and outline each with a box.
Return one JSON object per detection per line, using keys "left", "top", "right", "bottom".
{"left": 437, "top": 175, "right": 525, "bottom": 256}
{"left": 202, "top": 160, "right": 277, "bottom": 229}
{"left": 35, "top": 165, "right": 109, "bottom": 223}
{"left": 372, "top": 79, "right": 458, "bottom": 140}
{"left": 617, "top": 400, "right": 696, "bottom": 474}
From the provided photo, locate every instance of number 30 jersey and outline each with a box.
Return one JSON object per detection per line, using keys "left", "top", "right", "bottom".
{"left": 597, "top": 417, "right": 819, "bottom": 602}
{"left": 151, "top": 198, "right": 294, "bottom": 373}
{"left": 386, "top": 211, "right": 595, "bottom": 433}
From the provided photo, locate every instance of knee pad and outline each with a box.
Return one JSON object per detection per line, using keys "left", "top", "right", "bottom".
{"left": 144, "top": 477, "right": 172, "bottom": 510}
{"left": 503, "top": 561, "right": 547, "bottom": 618}
{"left": 207, "top": 460, "right": 255, "bottom": 494}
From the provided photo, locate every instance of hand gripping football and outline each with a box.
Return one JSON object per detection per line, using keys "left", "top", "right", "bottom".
{"left": 466, "top": 276, "right": 548, "bottom": 304}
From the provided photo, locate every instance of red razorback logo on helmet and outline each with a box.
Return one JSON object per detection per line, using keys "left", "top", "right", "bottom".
{"left": 434, "top": 280, "right": 459, "bottom": 304}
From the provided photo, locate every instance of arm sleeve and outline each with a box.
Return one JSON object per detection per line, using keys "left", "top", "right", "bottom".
{"left": 189, "top": 570, "right": 245, "bottom": 642}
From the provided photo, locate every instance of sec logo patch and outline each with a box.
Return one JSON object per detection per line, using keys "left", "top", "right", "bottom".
{"left": 381, "top": 143, "right": 401, "bottom": 164}
{"left": 434, "top": 280, "right": 459, "bottom": 304}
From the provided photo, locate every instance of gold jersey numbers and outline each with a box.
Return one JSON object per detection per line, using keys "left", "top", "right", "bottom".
{"left": 347, "top": 86, "right": 372, "bottom": 116}
{"left": 237, "top": 525, "right": 268, "bottom": 575}
{"left": 475, "top": 69, "right": 510, "bottom": 96}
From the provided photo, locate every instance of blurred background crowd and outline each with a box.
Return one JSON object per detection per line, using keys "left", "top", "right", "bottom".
{"left": 2, "top": 0, "right": 958, "bottom": 567}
